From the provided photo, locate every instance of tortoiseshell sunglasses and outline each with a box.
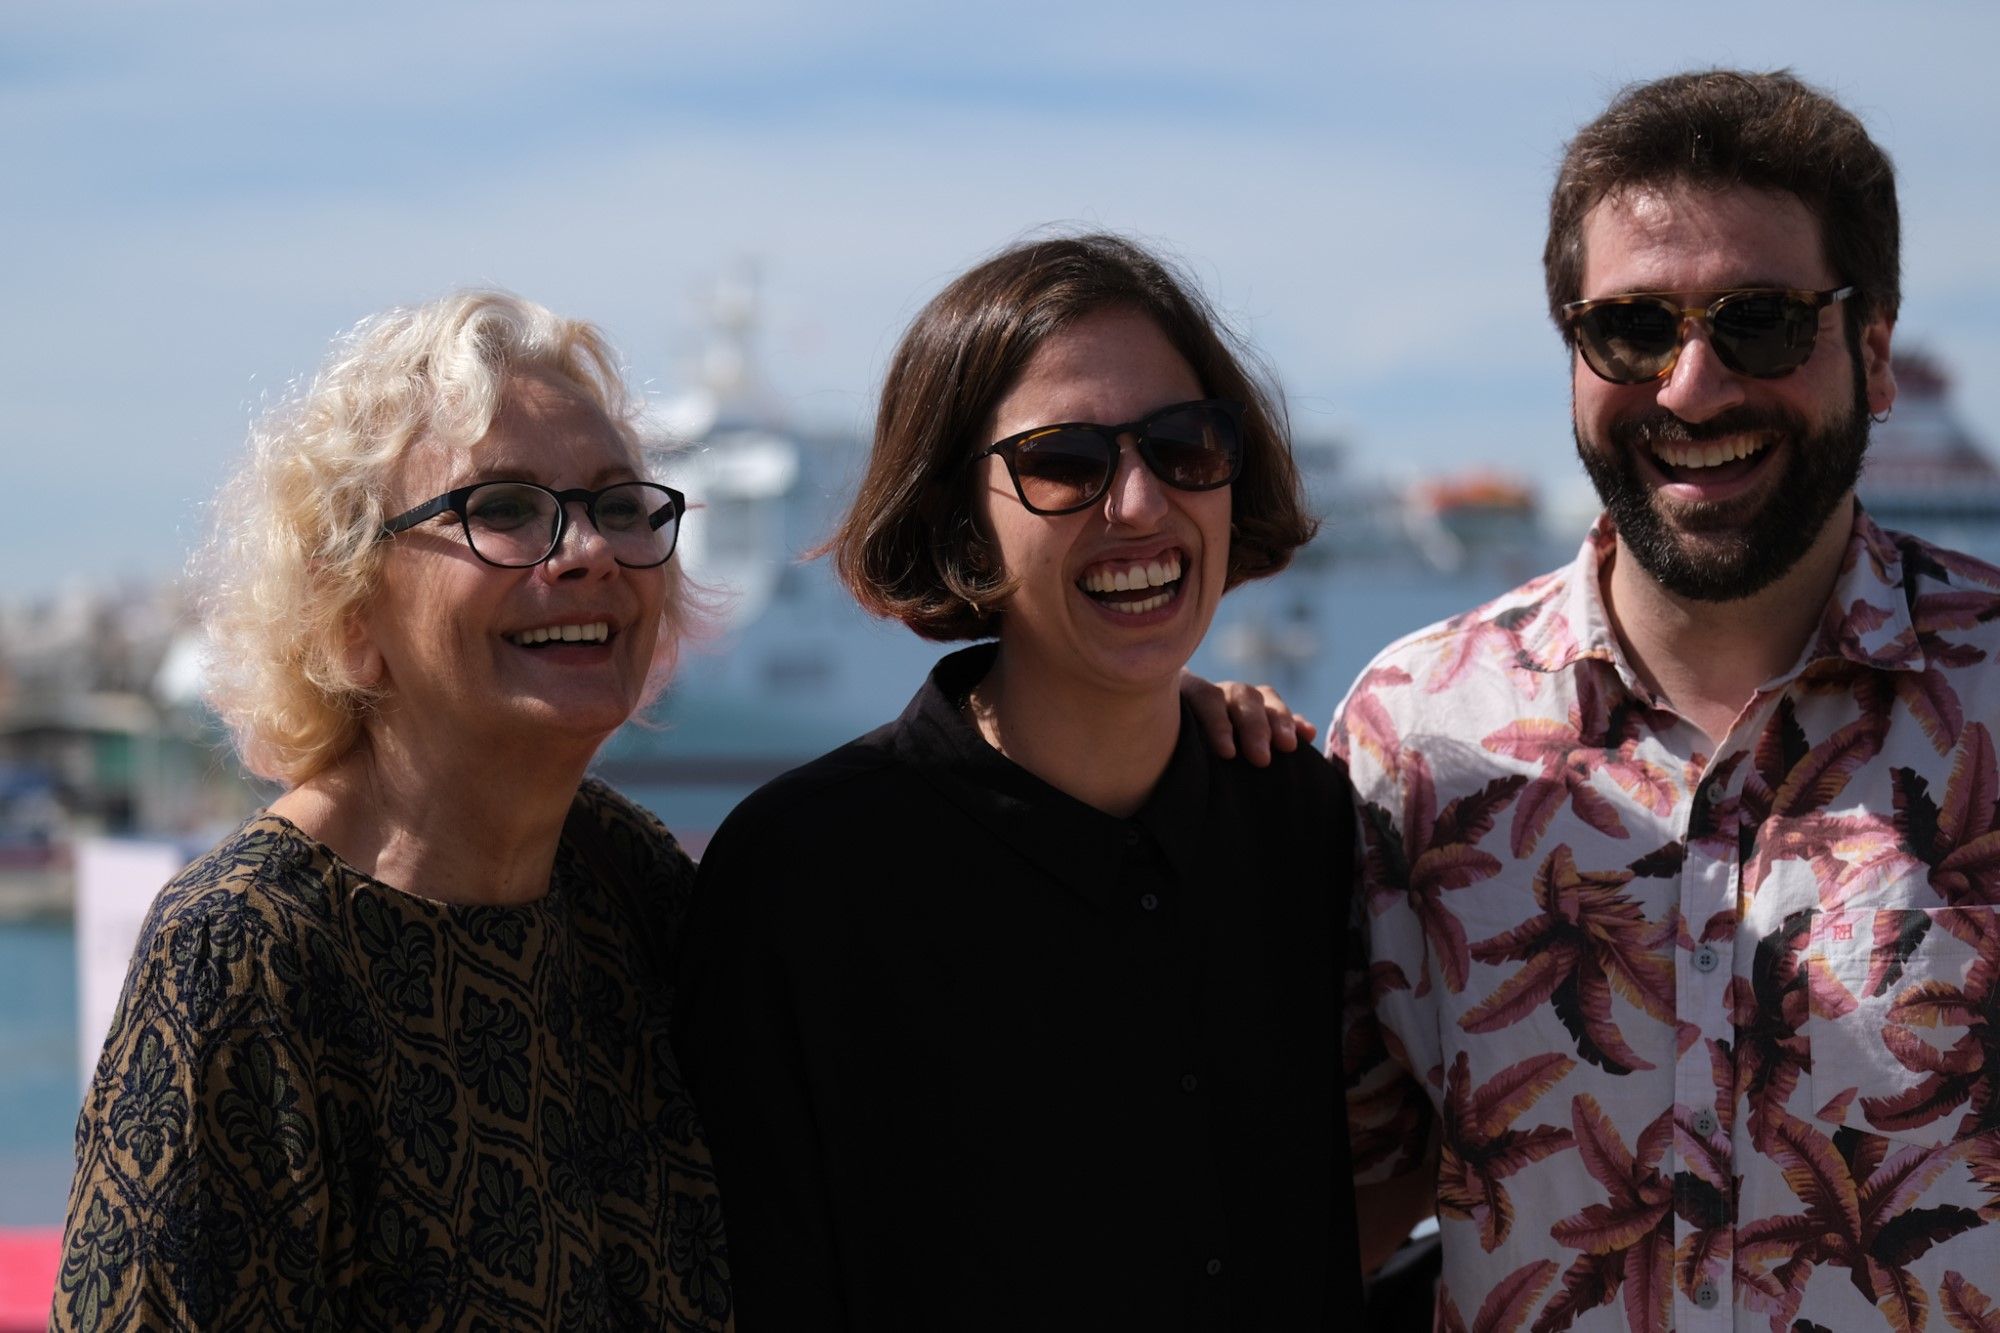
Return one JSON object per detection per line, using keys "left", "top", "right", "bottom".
{"left": 1562, "top": 286, "right": 1856, "bottom": 384}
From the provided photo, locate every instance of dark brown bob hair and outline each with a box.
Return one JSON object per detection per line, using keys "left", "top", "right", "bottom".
{"left": 1545, "top": 69, "right": 1901, "bottom": 331}
{"left": 830, "top": 232, "right": 1316, "bottom": 642}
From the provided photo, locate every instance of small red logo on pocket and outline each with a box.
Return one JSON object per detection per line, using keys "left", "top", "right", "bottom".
{"left": 1832, "top": 921, "right": 1853, "bottom": 941}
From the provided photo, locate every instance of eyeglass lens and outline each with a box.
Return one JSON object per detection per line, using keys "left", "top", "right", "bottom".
{"left": 1573, "top": 292, "right": 1821, "bottom": 383}
{"left": 1007, "top": 403, "right": 1239, "bottom": 514}
{"left": 462, "top": 482, "right": 679, "bottom": 568}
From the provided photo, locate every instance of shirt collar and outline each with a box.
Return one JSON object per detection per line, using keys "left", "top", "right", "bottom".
{"left": 1524, "top": 507, "right": 1930, "bottom": 693}
{"left": 890, "top": 643, "right": 1213, "bottom": 908}
{"left": 1798, "top": 507, "right": 1928, "bottom": 674}
{"left": 1515, "top": 516, "right": 1629, "bottom": 679}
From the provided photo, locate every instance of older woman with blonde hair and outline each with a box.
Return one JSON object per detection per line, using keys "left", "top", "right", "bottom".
{"left": 55, "top": 292, "right": 731, "bottom": 1330}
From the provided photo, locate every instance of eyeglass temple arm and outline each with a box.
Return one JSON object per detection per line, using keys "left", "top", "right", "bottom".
{"left": 381, "top": 492, "right": 458, "bottom": 536}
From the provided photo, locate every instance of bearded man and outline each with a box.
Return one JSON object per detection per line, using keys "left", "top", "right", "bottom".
{"left": 1333, "top": 69, "right": 2000, "bottom": 1330}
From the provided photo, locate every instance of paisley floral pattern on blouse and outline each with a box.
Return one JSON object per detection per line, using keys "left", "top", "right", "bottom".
{"left": 54, "top": 778, "right": 730, "bottom": 1332}
{"left": 1333, "top": 511, "right": 2000, "bottom": 1333}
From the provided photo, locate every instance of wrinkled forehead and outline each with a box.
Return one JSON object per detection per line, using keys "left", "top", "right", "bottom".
{"left": 394, "top": 367, "right": 644, "bottom": 495}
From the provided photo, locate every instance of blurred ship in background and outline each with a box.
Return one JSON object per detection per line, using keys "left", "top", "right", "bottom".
{"left": 1402, "top": 470, "right": 1546, "bottom": 582}
{"left": 1857, "top": 353, "right": 2000, "bottom": 558}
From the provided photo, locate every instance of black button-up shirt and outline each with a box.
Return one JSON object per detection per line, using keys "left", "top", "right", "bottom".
{"left": 675, "top": 644, "right": 1362, "bottom": 1330}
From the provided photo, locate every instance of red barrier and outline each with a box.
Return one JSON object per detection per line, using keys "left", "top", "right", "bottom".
{"left": 0, "top": 1229, "right": 60, "bottom": 1332}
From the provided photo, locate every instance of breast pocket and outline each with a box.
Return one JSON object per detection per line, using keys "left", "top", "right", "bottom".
{"left": 1806, "top": 905, "right": 2000, "bottom": 1148}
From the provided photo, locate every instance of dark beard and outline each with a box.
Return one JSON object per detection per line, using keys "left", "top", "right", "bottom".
{"left": 1573, "top": 372, "right": 1870, "bottom": 603}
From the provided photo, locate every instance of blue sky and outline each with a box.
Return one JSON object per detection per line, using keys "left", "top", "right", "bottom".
{"left": 6, "top": 1, "right": 1998, "bottom": 593}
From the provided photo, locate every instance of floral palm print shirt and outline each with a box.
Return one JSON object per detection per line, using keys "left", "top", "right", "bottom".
{"left": 54, "top": 779, "right": 731, "bottom": 1332}
{"left": 1332, "top": 511, "right": 2000, "bottom": 1332}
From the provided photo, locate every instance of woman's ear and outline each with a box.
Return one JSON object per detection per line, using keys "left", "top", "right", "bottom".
{"left": 341, "top": 613, "right": 385, "bottom": 689}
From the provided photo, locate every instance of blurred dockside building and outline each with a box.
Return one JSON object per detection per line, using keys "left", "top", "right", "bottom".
{"left": 0, "top": 583, "right": 263, "bottom": 919}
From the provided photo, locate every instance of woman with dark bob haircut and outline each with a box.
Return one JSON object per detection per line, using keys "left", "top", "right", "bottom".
{"left": 675, "top": 233, "right": 1362, "bottom": 1329}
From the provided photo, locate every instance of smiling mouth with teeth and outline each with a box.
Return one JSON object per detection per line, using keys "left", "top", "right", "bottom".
{"left": 1077, "top": 553, "right": 1184, "bottom": 616}
{"left": 507, "top": 621, "right": 611, "bottom": 647}
{"left": 1651, "top": 434, "right": 1771, "bottom": 472}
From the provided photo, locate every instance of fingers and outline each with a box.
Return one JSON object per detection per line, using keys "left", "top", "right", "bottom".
{"left": 1179, "top": 669, "right": 1238, "bottom": 759}
{"left": 1257, "top": 685, "right": 1302, "bottom": 757}
{"left": 1216, "top": 681, "right": 1278, "bottom": 766}
{"left": 1253, "top": 687, "right": 1319, "bottom": 752}
{"left": 1179, "top": 674, "right": 1317, "bottom": 766}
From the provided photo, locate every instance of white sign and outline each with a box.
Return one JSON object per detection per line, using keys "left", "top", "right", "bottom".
{"left": 73, "top": 838, "right": 190, "bottom": 1089}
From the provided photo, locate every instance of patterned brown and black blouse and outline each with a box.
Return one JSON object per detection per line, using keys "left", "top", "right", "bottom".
{"left": 53, "top": 778, "right": 731, "bottom": 1332}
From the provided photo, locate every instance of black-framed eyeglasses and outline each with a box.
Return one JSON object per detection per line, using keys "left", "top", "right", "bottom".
{"left": 1562, "top": 286, "right": 1856, "bottom": 385}
{"left": 974, "top": 398, "right": 1244, "bottom": 516}
{"left": 381, "top": 480, "right": 685, "bottom": 569}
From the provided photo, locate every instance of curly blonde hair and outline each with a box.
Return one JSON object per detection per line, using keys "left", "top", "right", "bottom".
{"left": 198, "top": 290, "right": 692, "bottom": 784}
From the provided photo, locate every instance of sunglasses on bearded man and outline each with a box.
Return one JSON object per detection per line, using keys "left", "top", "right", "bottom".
{"left": 1562, "top": 286, "right": 1856, "bottom": 385}
{"left": 975, "top": 398, "right": 1244, "bottom": 517}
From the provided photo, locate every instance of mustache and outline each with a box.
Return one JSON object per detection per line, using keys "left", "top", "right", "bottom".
{"left": 1609, "top": 405, "right": 1812, "bottom": 451}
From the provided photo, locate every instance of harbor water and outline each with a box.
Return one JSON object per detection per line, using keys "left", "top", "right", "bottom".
{"left": 0, "top": 921, "right": 78, "bottom": 1229}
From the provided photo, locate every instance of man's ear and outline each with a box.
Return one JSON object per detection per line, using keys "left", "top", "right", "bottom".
{"left": 1862, "top": 315, "right": 1896, "bottom": 418}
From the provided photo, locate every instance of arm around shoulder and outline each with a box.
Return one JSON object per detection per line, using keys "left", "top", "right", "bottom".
{"left": 1355, "top": 1152, "right": 1439, "bottom": 1277}
{"left": 1320, "top": 737, "right": 1443, "bottom": 1278}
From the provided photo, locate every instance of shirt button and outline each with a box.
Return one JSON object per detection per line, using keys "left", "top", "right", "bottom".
{"left": 1692, "top": 945, "right": 1721, "bottom": 973}
{"left": 1703, "top": 784, "right": 1725, "bottom": 807}
{"left": 1694, "top": 1281, "right": 1720, "bottom": 1309}
{"left": 1140, "top": 892, "right": 1160, "bottom": 911}
{"left": 1180, "top": 1073, "right": 1199, "bottom": 1093}
{"left": 1692, "top": 1109, "right": 1718, "bottom": 1138}
{"left": 1204, "top": 1258, "right": 1223, "bottom": 1277}
{"left": 1123, "top": 828, "right": 1142, "bottom": 849}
